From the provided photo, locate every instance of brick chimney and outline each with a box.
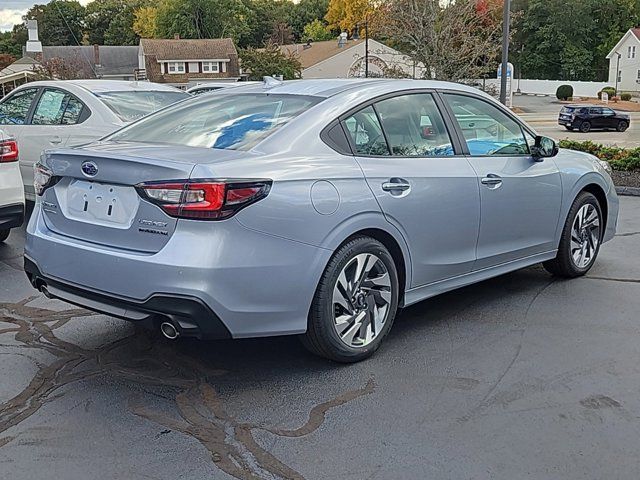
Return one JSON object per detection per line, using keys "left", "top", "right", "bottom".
{"left": 174, "top": 33, "right": 180, "bottom": 40}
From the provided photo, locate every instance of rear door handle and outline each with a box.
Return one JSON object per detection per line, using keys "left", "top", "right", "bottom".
{"left": 382, "top": 181, "right": 411, "bottom": 192}
{"left": 481, "top": 174, "right": 503, "bottom": 188}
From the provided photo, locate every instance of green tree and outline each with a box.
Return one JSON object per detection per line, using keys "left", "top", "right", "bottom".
{"left": 0, "top": 32, "right": 22, "bottom": 58}
{"left": 303, "top": 19, "right": 334, "bottom": 41}
{"left": 155, "top": 0, "right": 252, "bottom": 44}
{"left": 22, "top": 0, "right": 86, "bottom": 46}
{"left": 289, "top": 0, "right": 330, "bottom": 40}
{"left": 240, "top": 43, "right": 302, "bottom": 79}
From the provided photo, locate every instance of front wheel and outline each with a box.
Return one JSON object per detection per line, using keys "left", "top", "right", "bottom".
{"left": 544, "top": 192, "right": 603, "bottom": 278}
{"left": 0, "top": 229, "right": 10, "bottom": 243}
{"left": 302, "top": 236, "right": 399, "bottom": 362}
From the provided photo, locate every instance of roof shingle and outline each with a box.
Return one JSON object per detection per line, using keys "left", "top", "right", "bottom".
{"left": 140, "top": 38, "right": 237, "bottom": 60}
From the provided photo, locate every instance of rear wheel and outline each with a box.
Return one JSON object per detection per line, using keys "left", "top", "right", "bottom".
{"left": 0, "top": 229, "right": 10, "bottom": 243}
{"left": 543, "top": 192, "right": 602, "bottom": 278}
{"left": 302, "top": 236, "right": 399, "bottom": 362}
{"left": 617, "top": 121, "right": 628, "bottom": 132}
{"left": 579, "top": 121, "right": 591, "bottom": 133}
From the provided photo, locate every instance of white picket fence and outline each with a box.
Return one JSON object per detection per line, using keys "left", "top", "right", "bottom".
{"left": 477, "top": 78, "right": 613, "bottom": 98}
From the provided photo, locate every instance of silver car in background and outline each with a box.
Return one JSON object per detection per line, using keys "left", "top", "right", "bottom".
{"left": 24, "top": 79, "right": 618, "bottom": 362}
{"left": 0, "top": 80, "right": 189, "bottom": 199}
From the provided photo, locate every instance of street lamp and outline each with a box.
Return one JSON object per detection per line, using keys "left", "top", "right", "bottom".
{"left": 499, "top": 0, "right": 511, "bottom": 105}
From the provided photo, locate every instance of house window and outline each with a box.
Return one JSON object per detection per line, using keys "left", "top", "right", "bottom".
{"left": 167, "top": 62, "right": 185, "bottom": 74}
{"left": 629, "top": 46, "right": 637, "bottom": 59}
{"left": 618, "top": 70, "right": 622, "bottom": 83}
{"left": 202, "top": 61, "right": 220, "bottom": 73}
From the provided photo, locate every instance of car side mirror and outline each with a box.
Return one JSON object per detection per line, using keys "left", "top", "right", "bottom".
{"left": 531, "top": 135, "right": 558, "bottom": 161}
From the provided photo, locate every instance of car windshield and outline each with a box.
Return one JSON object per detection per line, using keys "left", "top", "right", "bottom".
{"left": 107, "top": 93, "right": 322, "bottom": 151}
{"left": 95, "top": 91, "right": 190, "bottom": 122}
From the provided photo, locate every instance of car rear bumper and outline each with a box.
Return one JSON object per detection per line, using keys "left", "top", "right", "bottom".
{"left": 25, "top": 202, "right": 331, "bottom": 339}
{"left": 0, "top": 203, "right": 24, "bottom": 230}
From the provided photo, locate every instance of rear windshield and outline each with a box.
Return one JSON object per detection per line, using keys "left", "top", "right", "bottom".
{"left": 96, "top": 91, "right": 190, "bottom": 122}
{"left": 107, "top": 93, "right": 322, "bottom": 150}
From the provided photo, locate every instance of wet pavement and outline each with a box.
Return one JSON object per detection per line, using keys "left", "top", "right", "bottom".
{"left": 1, "top": 197, "right": 640, "bottom": 480}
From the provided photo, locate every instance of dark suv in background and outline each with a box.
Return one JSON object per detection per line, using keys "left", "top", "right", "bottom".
{"left": 558, "top": 105, "right": 630, "bottom": 133}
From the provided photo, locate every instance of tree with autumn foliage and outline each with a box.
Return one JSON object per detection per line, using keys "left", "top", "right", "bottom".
{"left": 325, "top": 0, "right": 377, "bottom": 34}
{"left": 378, "top": 0, "right": 505, "bottom": 81}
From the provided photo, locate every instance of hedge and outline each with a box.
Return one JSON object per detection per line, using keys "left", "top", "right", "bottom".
{"left": 556, "top": 84, "right": 573, "bottom": 101}
{"left": 558, "top": 140, "right": 640, "bottom": 171}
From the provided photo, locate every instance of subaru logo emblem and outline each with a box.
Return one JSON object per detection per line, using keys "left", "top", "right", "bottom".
{"left": 81, "top": 161, "right": 98, "bottom": 177}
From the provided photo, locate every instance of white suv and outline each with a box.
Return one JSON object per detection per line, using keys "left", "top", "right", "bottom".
{"left": 0, "top": 128, "right": 24, "bottom": 242}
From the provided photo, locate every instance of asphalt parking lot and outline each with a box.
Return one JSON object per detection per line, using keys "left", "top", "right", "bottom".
{"left": 1, "top": 196, "right": 640, "bottom": 480}
{"left": 514, "top": 94, "right": 640, "bottom": 148}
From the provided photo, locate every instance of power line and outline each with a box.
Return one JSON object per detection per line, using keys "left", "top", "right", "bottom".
{"left": 51, "top": 0, "right": 98, "bottom": 77}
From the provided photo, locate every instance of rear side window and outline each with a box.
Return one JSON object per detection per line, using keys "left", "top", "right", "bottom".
{"left": 374, "top": 93, "right": 454, "bottom": 157}
{"left": 0, "top": 88, "right": 38, "bottom": 125}
{"left": 444, "top": 93, "right": 529, "bottom": 156}
{"left": 343, "top": 106, "right": 389, "bottom": 156}
{"left": 32, "top": 88, "right": 86, "bottom": 125}
{"left": 108, "top": 93, "right": 321, "bottom": 150}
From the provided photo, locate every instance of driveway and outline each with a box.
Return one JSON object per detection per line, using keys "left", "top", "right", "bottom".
{"left": 1, "top": 197, "right": 640, "bottom": 480}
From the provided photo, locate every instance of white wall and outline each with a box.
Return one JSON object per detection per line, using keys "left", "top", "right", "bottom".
{"left": 607, "top": 34, "right": 640, "bottom": 93}
{"left": 478, "top": 78, "right": 612, "bottom": 97}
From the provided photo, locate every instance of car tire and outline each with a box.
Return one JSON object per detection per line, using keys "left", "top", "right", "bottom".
{"left": 617, "top": 121, "right": 628, "bottom": 132}
{"left": 301, "top": 236, "right": 399, "bottom": 363}
{"left": 564, "top": 126, "right": 574, "bottom": 131}
{"left": 579, "top": 121, "right": 591, "bottom": 133}
{"left": 0, "top": 229, "right": 10, "bottom": 243}
{"left": 543, "top": 192, "right": 603, "bottom": 278}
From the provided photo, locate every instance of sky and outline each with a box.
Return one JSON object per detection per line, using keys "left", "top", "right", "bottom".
{"left": 1, "top": 0, "right": 92, "bottom": 32}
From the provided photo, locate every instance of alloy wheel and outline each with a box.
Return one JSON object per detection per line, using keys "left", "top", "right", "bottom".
{"left": 570, "top": 203, "right": 601, "bottom": 268}
{"left": 332, "top": 253, "right": 392, "bottom": 348}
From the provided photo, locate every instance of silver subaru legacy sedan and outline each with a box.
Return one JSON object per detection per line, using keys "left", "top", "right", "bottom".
{"left": 24, "top": 79, "right": 618, "bottom": 362}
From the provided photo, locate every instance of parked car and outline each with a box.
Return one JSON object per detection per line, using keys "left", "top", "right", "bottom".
{"left": 0, "top": 80, "right": 190, "bottom": 200}
{"left": 0, "top": 129, "right": 24, "bottom": 243}
{"left": 186, "top": 81, "right": 261, "bottom": 96}
{"left": 24, "top": 79, "right": 618, "bottom": 362}
{"left": 558, "top": 105, "right": 630, "bottom": 132}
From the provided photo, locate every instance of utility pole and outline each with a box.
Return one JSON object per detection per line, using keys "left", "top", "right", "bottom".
{"left": 615, "top": 52, "right": 621, "bottom": 95}
{"left": 499, "top": 0, "right": 511, "bottom": 105}
{"left": 365, "top": 16, "right": 369, "bottom": 78}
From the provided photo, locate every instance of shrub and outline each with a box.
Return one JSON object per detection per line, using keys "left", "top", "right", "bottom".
{"left": 558, "top": 140, "right": 640, "bottom": 171}
{"left": 598, "top": 86, "right": 616, "bottom": 99}
{"left": 621, "top": 93, "right": 632, "bottom": 101}
{"left": 556, "top": 84, "right": 573, "bottom": 100}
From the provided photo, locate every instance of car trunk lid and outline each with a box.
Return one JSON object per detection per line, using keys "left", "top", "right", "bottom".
{"left": 39, "top": 142, "right": 249, "bottom": 253}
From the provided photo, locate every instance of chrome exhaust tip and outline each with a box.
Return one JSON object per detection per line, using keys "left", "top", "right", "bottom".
{"left": 160, "top": 321, "right": 179, "bottom": 340}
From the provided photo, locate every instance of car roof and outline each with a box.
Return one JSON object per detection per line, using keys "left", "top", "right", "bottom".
{"left": 15, "top": 79, "right": 183, "bottom": 94}
{"left": 225, "top": 78, "right": 487, "bottom": 98}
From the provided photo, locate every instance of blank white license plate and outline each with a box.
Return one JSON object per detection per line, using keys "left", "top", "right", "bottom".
{"left": 64, "top": 179, "right": 139, "bottom": 228}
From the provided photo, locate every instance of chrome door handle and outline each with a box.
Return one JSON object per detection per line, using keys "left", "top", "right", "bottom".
{"left": 481, "top": 175, "right": 502, "bottom": 186}
{"left": 382, "top": 182, "right": 411, "bottom": 192}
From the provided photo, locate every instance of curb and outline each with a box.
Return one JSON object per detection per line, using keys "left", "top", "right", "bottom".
{"left": 615, "top": 186, "right": 640, "bottom": 196}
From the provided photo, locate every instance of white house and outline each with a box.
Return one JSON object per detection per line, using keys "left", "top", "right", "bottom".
{"left": 607, "top": 26, "right": 640, "bottom": 94}
{"left": 279, "top": 38, "right": 426, "bottom": 79}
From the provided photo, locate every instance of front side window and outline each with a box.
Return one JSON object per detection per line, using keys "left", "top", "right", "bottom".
{"left": 107, "top": 93, "right": 321, "bottom": 151}
{"left": 589, "top": 107, "right": 603, "bottom": 115}
{"left": 0, "top": 88, "right": 38, "bottom": 125}
{"left": 32, "top": 88, "right": 86, "bottom": 125}
{"left": 343, "top": 106, "right": 389, "bottom": 156}
{"left": 444, "top": 93, "right": 529, "bottom": 156}
{"left": 374, "top": 93, "right": 454, "bottom": 157}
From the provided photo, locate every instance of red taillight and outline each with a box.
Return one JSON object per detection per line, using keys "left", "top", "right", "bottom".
{"left": 137, "top": 179, "right": 271, "bottom": 220}
{"left": 0, "top": 139, "right": 18, "bottom": 163}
